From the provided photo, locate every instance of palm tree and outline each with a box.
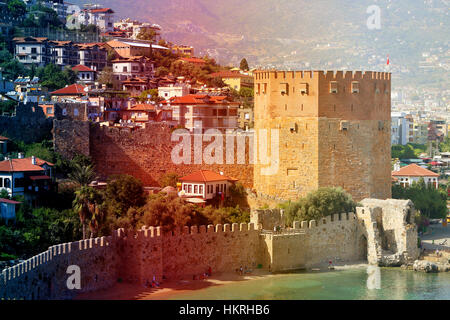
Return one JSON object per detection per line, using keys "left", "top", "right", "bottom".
{"left": 73, "top": 186, "right": 98, "bottom": 239}
{"left": 68, "top": 163, "right": 96, "bottom": 187}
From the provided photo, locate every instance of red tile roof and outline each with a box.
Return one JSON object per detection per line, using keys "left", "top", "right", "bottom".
{"left": 392, "top": 164, "right": 439, "bottom": 177}
{"left": 0, "top": 198, "right": 21, "bottom": 204}
{"left": 87, "top": 8, "right": 114, "bottom": 13}
{"left": 51, "top": 84, "right": 87, "bottom": 95}
{"left": 0, "top": 136, "right": 9, "bottom": 141}
{"left": 166, "top": 94, "right": 236, "bottom": 105}
{"left": 180, "top": 170, "right": 238, "bottom": 182}
{"left": 0, "top": 157, "right": 52, "bottom": 172}
{"left": 210, "top": 71, "right": 253, "bottom": 78}
{"left": 180, "top": 57, "right": 206, "bottom": 64}
{"left": 72, "top": 65, "right": 95, "bottom": 72}
{"left": 129, "top": 104, "right": 156, "bottom": 112}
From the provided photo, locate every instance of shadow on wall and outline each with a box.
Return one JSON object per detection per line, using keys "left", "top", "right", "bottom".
{"left": 87, "top": 124, "right": 254, "bottom": 187}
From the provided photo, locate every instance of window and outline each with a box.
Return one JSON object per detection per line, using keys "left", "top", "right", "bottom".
{"left": 0, "top": 178, "right": 2, "bottom": 187}
{"left": 223, "top": 184, "right": 226, "bottom": 193}
{"left": 199, "top": 185, "right": 203, "bottom": 194}
{"left": 194, "top": 185, "right": 198, "bottom": 194}
{"left": 279, "top": 83, "right": 289, "bottom": 95}
{"left": 46, "top": 107, "right": 53, "bottom": 114}
{"left": 74, "top": 108, "right": 79, "bottom": 116}
{"left": 299, "top": 83, "right": 308, "bottom": 95}
{"left": 330, "top": 81, "right": 338, "bottom": 93}
{"left": 123, "top": 66, "right": 128, "bottom": 72}
{"left": 31, "top": 47, "right": 37, "bottom": 54}
{"left": 351, "top": 81, "right": 359, "bottom": 93}
{"left": 4, "top": 178, "right": 11, "bottom": 188}
{"left": 188, "top": 185, "right": 192, "bottom": 193}
{"left": 14, "top": 178, "right": 25, "bottom": 188}
{"left": 216, "top": 185, "right": 219, "bottom": 193}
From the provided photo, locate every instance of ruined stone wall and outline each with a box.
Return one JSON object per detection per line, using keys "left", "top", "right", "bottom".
{"left": 357, "top": 198, "right": 419, "bottom": 265}
{"left": 250, "top": 208, "right": 286, "bottom": 230}
{"left": 0, "top": 103, "right": 53, "bottom": 144}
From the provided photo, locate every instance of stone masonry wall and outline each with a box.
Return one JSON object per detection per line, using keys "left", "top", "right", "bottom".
{"left": 0, "top": 199, "right": 419, "bottom": 299}
{"left": 53, "top": 119, "right": 90, "bottom": 160}
{"left": 253, "top": 70, "right": 391, "bottom": 202}
{"left": 0, "top": 103, "right": 53, "bottom": 144}
{"left": 53, "top": 121, "right": 255, "bottom": 188}
{"left": 0, "top": 236, "right": 118, "bottom": 300}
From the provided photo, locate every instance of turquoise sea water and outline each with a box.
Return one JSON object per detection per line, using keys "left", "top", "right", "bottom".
{"left": 170, "top": 267, "right": 450, "bottom": 300}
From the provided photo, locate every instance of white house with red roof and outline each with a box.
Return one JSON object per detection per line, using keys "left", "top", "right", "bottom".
{"left": 392, "top": 163, "right": 439, "bottom": 189}
{"left": 0, "top": 156, "right": 54, "bottom": 198}
{"left": 79, "top": 7, "right": 115, "bottom": 32}
{"left": 179, "top": 170, "right": 238, "bottom": 202}
{"left": 72, "top": 65, "right": 96, "bottom": 84}
{"left": 50, "top": 83, "right": 87, "bottom": 102}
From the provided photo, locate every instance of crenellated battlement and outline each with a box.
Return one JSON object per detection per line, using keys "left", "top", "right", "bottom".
{"left": 254, "top": 70, "right": 391, "bottom": 81}
{"left": 0, "top": 235, "right": 113, "bottom": 289}
{"left": 292, "top": 212, "right": 357, "bottom": 230}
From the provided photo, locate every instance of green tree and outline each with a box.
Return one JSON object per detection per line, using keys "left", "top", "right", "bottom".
{"left": 36, "top": 64, "right": 77, "bottom": 91}
{"left": 284, "top": 187, "right": 357, "bottom": 226}
{"left": 440, "top": 137, "right": 450, "bottom": 153}
{"left": 137, "top": 29, "right": 157, "bottom": 42}
{"left": 7, "top": 0, "right": 26, "bottom": 18}
{"left": 68, "top": 163, "right": 96, "bottom": 187}
{"left": 72, "top": 186, "right": 100, "bottom": 239}
{"left": 392, "top": 178, "right": 447, "bottom": 219}
{"left": 104, "top": 175, "right": 146, "bottom": 218}
{"left": 239, "top": 87, "right": 254, "bottom": 98}
{"left": 97, "top": 66, "right": 115, "bottom": 89}
{"left": 159, "top": 172, "right": 179, "bottom": 188}
{"left": 239, "top": 58, "right": 249, "bottom": 71}
{"left": 0, "top": 49, "right": 26, "bottom": 80}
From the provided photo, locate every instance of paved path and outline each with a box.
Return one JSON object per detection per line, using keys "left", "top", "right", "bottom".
{"left": 421, "top": 223, "right": 450, "bottom": 251}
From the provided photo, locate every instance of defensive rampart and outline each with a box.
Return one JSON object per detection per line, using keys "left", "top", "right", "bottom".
{"left": 0, "top": 199, "right": 419, "bottom": 299}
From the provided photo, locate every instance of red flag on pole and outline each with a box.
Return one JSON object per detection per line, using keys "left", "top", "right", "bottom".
{"left": 387, "top": 55, "right": 390, "bottom": 65}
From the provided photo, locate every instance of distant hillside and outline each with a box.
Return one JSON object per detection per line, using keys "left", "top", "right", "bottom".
{"left": 71, "top": 0, "right": 449, "bottom": 88}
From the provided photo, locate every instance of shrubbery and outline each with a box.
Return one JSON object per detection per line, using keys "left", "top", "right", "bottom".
{"left": 282, "top": 187, "right": 357, "bottom": 226}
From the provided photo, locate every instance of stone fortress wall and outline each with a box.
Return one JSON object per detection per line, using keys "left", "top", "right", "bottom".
{"left": 54, "top": 120, "right": 255, "bottom": 188}
{"left": 0, "top": 199, "right": 419, "bottom": 300}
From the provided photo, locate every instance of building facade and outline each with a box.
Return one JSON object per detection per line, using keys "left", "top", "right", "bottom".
{"left": 253, "top": 70, "right": 392, "bottom": 202}
{"left": 167, "top": 94, "right": 239, "bottom": 131}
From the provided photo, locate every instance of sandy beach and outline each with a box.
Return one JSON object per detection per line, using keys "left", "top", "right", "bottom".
{"left": 74, "top": 269, "right": 276, "bottom": 300}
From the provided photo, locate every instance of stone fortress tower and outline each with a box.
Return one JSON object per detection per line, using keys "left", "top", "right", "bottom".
{"left": 253, "top": 70, "right": 391, "bottom": 202}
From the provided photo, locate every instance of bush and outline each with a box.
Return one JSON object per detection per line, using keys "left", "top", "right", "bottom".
{"left": 284, "top": 187, "right": 357, "bottom": 226}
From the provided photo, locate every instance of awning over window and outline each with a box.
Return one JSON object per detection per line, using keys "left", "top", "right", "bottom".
{"left": 30, "top": 175, "right": 51, "bottom": 180}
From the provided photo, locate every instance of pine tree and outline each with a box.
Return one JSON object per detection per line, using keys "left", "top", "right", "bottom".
{"left": 240, "top": 58, "right": 249, "bottom": 71}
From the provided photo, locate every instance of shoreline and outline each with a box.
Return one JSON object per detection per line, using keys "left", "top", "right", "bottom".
{"left": 75, "top": 263, "right": 372, "bottom": 300}
{"left": 75, "top": 269, "right": 278, "bottom": 300}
